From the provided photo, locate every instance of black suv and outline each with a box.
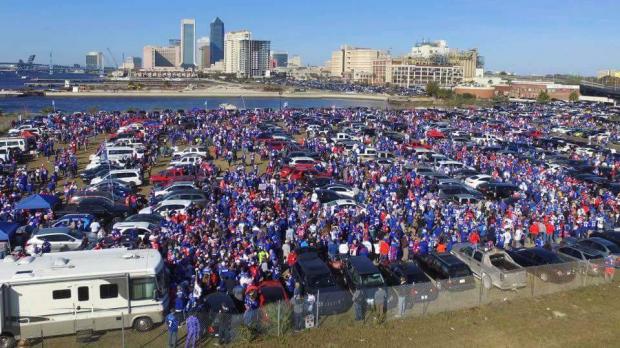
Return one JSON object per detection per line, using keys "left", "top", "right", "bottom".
{"left": 292, "top": 252, "right": 351, "bottom": 314}
{"left": 379, "top": 261, "right": 439, "bottom": 304}
{"left": 415, "top": 252, "right": 475, "bottom": 291}
{"left": 342, "top": 255, "right": 388, "bottom": 306}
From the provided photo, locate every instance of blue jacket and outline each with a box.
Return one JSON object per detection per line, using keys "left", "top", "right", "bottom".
{"left": 166, "top": 313, "right": 179, "bottom": 333}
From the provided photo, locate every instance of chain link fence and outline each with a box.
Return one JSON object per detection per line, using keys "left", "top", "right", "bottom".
{"left": 34, "top": 259, "right": 614, "bottom": 347}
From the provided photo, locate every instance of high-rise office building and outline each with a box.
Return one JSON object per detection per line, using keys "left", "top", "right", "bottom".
{"left": 85, "top": 52, "right": 104, "bottom": 70}
{"left": 197, "top": 37, "right": 211, "bottom": 69}
{"left": 330, "top": 45, "right": 386, "bottom": 79}
{"left": 169, "top": 39, "right": 181, "bottom": 47}
{"left": 224, "top": 31, "right": 270, "bottom": 77}
{"left": 180, "top": 19, "right": 196, "bottom": 68}
{"left": 271, "top": 52, "right": 288, "bottom": 68}
{"left": 210, "top": 17, "right": 225, "bottom": 64}
{"left": 143, "top": 45, "right": 181, "bottom": 69}
{"left": 224, "top": 30, "right": 251, "bottom": 74}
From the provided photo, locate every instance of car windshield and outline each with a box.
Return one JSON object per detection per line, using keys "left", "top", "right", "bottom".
{"left": 308, "top": 274, "right": 335, "bottom": 288}
{"left": 361, "top": 273, "right": 384, "bottom": 287}
{"left": 406, "top": 272, "right": 430, "bottom": 284}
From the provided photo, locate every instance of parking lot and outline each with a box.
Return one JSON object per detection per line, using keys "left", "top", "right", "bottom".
{"left": 0, "top": 100, "right": 619, "bottom": 346}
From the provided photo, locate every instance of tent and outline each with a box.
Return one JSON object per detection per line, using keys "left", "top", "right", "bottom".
{"left": 14, "top": 194, "right": 60, "bottom": 211}
{"left": 0, "top": 222, "right": 19, "bottom": 241}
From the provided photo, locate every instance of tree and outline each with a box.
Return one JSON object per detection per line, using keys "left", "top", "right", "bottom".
{"left": 426, "top": 81, "right": 440, "bottom": 97}
{"left": 41, "top": 106, "right": 54, "bottom": 114}
{"left": 569, "top": 91, "right": 579, "bottom": 102}
{"left": 537, "top": 91, "right": 550, "bottom": 104}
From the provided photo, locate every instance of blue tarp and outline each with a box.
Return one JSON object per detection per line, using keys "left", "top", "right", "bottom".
{"left": 14, "top": 194, "right": 59, "bottom": 210}
{"left": 0, "top": 222, "right": 19, "bottom": 241}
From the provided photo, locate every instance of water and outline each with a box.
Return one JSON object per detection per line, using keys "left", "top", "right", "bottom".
{"left": 0, "top": 96, "right": 386, "bottom": 114}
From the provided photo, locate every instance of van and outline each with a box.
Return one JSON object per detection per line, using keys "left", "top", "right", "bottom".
{"left": 102, "top": 147, "right": 143, "bottom": 161}
{"left": 0, "top": 137, "right": 27, "bottom": 152}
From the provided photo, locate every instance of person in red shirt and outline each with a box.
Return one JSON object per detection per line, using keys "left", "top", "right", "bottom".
{"left": 468, "top": 230, "right": 480, "bottom": 248}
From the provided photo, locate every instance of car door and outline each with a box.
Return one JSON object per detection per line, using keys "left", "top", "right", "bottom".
{"left": 471, "top": 250, "right": 484, "bottom": 275}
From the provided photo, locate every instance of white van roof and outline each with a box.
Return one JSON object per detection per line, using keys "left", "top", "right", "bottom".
{"left": 0, "top": 248, "right": 162, "bottom": 284}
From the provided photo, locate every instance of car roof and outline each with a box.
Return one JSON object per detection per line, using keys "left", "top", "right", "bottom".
{"left": 157, "top": 199, "right": 192, "bottom": 206}
{"left": 33, "top": 227, "right": 75, "bottom": 236}
{"left": 349, "top": 256, "right": 379, "bottom": 274}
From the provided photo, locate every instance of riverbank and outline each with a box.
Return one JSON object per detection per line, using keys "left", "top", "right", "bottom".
{"left": 44, "top": 86, "right": 434, "bottom": 103}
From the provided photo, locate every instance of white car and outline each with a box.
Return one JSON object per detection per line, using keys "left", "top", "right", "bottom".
{"left": 323, "top": 199, "right": 366, "bottom": 214}
{"left": 321, "top": 184, "right": 359, "bottom": 199}
{"left": 169, "top": 154, "right": 205, "bottom": 167}
{"left": 91, "top": 169, "right": 143, "bottom": 186}
{"left": 153, "top": 182, "right": 198, "bottom": 197}
{"left": 464, "top": 174, "right": 494, "bottom": 189}
{"left": 8, "top": 125, "right": 41, "bottom": 137}
{"left": 139, "top": 199, "right": 193, "bottom": 216}
{"left": 112, "top": 221, "right": 161, "bottom": 239}
{"left": 25, "top": 227, "right": 84, "bottom": 254}
{"left": 288, "top": 157, "right": 320, "bottom": 166}
{"left": 172, "top": 146, "right": 210, "bottom": 158}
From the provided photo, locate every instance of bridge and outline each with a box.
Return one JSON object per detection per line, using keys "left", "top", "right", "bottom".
{"left": 580, "top": 80, "right": 620, "bottom": 100}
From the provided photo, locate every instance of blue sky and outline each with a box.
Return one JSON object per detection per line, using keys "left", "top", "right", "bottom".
{"left": 1, "top": 0, "right": 618, "bottom": 75}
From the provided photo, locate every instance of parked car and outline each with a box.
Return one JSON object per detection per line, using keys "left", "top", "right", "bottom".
{"left": 50, "top": 213, "right": 97, "bottom": 233}
{"left": 123, "top": 213, "right": 166, "bottom": 225}
{"left": 342, "top": 255, "right": 388, "bottom": 306}
{"left": 56, "top": 198, "right": 135, "bottom": 225}
{"left": 451, "top": 243, "right": 527, "bottom": 290}
{"left": 90, "top": 169, "right": 143, "bottom": 187}
{"left": 557, "top": 245, "right": 605, "bottom": 276}
{"left": 25, "top": 227, "right": 87, "bottom": 254}
{"left": 464, "top": 174, "right": 494, "bottom": 189}
{"left": 507, "top": 248, "right": 577, "bottom": 283}
{"left": 379, "top": 261, "right": 439, "bottom": 304}
{"left": 138, "top": 199, "right": 193, "bottom": 216}
{"left": 576, "top": 238, "right": 620, "bottom": 267}
{"left": 414, "top": 252, "right": 475, "bottom": 291}
{"left": 153, "top": 182, "right": 199, "bottom": 197}
{"left": 292, "top": 252, "right": 351, "bottom": 314}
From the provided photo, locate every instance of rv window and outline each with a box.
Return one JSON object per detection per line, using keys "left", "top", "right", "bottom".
{"left": 100, "top": 284, "right": 119, "bottom": 299}
{"left": 78, "top": 286, "right": 89, "bottom": 301}
{"left": 52, "top": 289, "right": 71, "bottom": 300}
{"left": 130, "top": 278, "right": 156, "bottom": 301}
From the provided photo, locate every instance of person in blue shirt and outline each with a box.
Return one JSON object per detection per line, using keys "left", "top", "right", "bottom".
{"left": 166, "top": 312, "right": 179, "bottom": 348}
{"left": 185, "top": 311, "right": 200, "bottom": 348}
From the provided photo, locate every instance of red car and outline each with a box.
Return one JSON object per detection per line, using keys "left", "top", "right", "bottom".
{"left": 256, "top": 280, "right": 289, "bottom": 307}
{"left": 150, "top": 168, "right": 201, "bottom": 185}
{"left": 265, "top": 139, "right": 288, "bottom": 151}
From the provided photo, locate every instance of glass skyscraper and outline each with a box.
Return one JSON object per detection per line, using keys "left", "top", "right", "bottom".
{"left": 180, "top": 19, "right": 196, "bottom": 68}
{"left": 210, "top": 17, "right": 224, "bottom": 64}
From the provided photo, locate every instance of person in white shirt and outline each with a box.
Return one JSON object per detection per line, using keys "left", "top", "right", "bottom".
{"left": 90, "top": 220, "right": 101, "bottom": 234}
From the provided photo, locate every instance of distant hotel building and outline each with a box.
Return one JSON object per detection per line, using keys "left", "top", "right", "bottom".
{"left": 330, "top": 45, "right": 387, "bottom": 81}
{"left": 180, "top": 19, "right": 196, "bottom": 68}
{"left": 372, "top": 57, "right": 464, "bottom": 87}
{"left": 85, "top": 52, "right": 104, "bottom": 70}
{"left": 271, "top": 52, "right": 288, "bottom": 68}
{"left": 143, "top": 45, "right": 181, "bottom": 69}
{"left": 224, "top": 30, "right": 270, "bottom": 78}
{"left": 210, "top": 17, "right": 225, "bottom": 64}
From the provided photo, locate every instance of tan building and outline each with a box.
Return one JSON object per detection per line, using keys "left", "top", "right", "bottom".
{"left": 496, "top": 81, "right": 580, "bottom": 101}
{"left": 142, "top": 45, "right": 181, "bottom": 70}
{"left": 447, "top": 49, "right": 478, "bottom": 81}
{"left": 372, "top": 57, "right": 464, "bottom": 87}
{"left": 224, "top": 30, "right": 251, "bottom": 74}
{"left": 330, "top": 45, "right": 387, "bottom": 81}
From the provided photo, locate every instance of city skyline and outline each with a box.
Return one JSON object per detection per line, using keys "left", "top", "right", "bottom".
{"left": 0, "top": 0, "right": 619, "bottom": 75}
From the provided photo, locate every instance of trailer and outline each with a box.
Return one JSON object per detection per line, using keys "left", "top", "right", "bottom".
{"left": 0, "top": 248, "right": 168, "bottom": 347}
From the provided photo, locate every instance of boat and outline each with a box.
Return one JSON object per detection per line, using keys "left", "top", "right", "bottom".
{"left": 20, "top": 76, "right": 27, "bottom": 79}
{"left": 219, "top": 103, "right": 238, "bottom": 111}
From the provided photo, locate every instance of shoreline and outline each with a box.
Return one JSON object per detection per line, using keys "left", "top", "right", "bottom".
{"left": 42, "top": 89, "right": 423, "bottom": 102}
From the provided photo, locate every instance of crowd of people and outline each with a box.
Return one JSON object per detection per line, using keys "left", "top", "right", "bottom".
{"left": 0, "top": 101, "right": 618, "bottom": 345}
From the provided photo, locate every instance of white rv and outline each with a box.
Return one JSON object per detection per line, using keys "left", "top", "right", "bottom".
{"left": 0, "top": 248, "right": 168, "bottom": 347}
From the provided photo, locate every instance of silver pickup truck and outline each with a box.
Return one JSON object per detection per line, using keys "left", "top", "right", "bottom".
{"left": 451, "top": 243, "right": 527, "bottom": 290}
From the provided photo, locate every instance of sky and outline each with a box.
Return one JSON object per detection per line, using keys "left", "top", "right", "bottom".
{"left": 0, "top": 0, "right": 618, "bottom": 75}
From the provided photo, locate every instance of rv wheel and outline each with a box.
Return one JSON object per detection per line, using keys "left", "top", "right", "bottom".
{"left": 482, "top": 275, "right": 492, "bottom": 290}
{"left": 133, "top": 317, "right": 153, "bottom": 332}
{"left": 0, "top": 334, "right": 15, "bottom": 348}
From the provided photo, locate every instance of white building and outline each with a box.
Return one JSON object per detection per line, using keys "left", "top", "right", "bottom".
{"left": 224, "top": 30, "right": 251, "bottom": 74}
{"left": 289, "top": 55, "right": 302, "bottom": 67}
{"left": 85, "top": 52, "right": 104, "bottom": 70}
{"left": 224, "top": 31, "right": 270, "bottom": 78}
{"left": 410, "top": 40, "right": 452, "bottom": 58}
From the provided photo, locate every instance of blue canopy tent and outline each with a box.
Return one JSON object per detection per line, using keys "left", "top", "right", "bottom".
{"left": 0, "top": 222, "right": 19, "bottom": 242}
{"left": 14, "top": 194, "right": 60, "bottom": 211}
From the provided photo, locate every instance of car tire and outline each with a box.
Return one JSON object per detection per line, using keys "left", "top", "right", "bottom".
{"left": 0, "top": 334, "right": 16, "bottom": 348}
{"left": 133, "top": 316, "right": 153, "bottom": 332}
{"left": 482, "top": 274, "right": 492, "bottom": 290}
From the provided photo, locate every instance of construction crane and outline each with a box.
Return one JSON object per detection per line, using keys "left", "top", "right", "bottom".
{"left": 106, "top": 48, "right": 119, "bottom": 69}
